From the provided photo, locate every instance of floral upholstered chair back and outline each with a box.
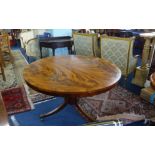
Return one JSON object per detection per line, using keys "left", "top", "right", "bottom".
{"left": 73, "top": 33, "right": 100, "bottom": 57}
{"left": 100, "top": 35, "right": 137, "bottom": 77}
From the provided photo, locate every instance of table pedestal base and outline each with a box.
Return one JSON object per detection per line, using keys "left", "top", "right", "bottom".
{"left": 40, "top": 96, "right": 79, "bottom": 119}
{"left": 40, "top": 101, "right": 68, "bottom": 119}
{"left": 40, "top": 96, "right": 94, "bottom": 121}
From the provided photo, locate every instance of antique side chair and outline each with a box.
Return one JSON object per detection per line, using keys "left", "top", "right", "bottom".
{"left": 73, "top": 32, "right": 100, "bottom": 57}
{"left": 100, "top": 35, "right": 138, "bottom": 78}
{"left": 0, "top": 33, "right": 14, "bottom": 66}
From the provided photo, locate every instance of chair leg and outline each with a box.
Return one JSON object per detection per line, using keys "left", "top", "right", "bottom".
{"left": 2, "top": 58, "right": 5, "bottom": 67}
{"left": 9, "top": 52, "right": 14, "bottom": 64}
{"left": 0, "top": 64, "right": 6, "bottom": 81}
{"left": 8, "top": 48, "right": 13, "bottom": 61}
{"left": 123, "top": 76, "right": 128, "bottom": 88}
{"left": 0, "top": 51, "right": 5, "bottom": 67}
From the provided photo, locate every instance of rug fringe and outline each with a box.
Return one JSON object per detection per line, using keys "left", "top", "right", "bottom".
{"left": 96, "top": 113, "right": 146, "bottom": 122}
{"left": 23, "top": 84, "right": 34, "bottom": 109}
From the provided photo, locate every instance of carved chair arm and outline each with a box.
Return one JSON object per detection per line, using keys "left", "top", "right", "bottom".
{"left": 26, "top": 38, "right": 38, "bottom": 45}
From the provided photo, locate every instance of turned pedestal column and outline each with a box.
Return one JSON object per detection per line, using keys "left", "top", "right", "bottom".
{"left": 132, "top": 33, "right": 155, "bottom": 87}
{"left": 140, "top": 35, "right": 155, "bottom": 103}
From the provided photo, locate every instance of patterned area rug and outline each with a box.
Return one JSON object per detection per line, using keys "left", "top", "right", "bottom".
{"left": 24, "top": 84, "right": 55, "bottom": 103}
{"left": 78, "top": 85, "right": 155, "bottom": 121}
{"left": 0, "top": 50, "right": 53, "bottom": 103}
{"left": 0, "top": 86, "right": 33, "bottom": 115}
{"left": 0, "top": 62, "right": 17, "bottom": 90}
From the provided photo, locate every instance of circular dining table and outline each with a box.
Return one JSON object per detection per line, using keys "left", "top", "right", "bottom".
{"left": 23, "top": 55, "right": 121, "bottom": 120}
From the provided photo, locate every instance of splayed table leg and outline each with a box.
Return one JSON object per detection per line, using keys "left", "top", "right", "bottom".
{"left": 40, "top": 96, "right": 77, "bottom": 119}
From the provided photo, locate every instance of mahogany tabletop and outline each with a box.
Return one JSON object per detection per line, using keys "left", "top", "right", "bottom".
{"left": 23, "top": 55, "right": 121, "bottom": 97}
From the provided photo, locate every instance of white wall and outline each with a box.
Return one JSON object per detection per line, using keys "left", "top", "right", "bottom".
{"left": 33, "top": 29, "right": 47, "bottom": 36}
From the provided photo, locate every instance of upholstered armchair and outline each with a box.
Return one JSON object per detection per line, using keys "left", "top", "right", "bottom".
{"left": 73, "top": 32, "right": 100, "bottom": 57}
{"left": 19, "top": 30, "right": 35, "bottom": 48}
{"left": 100, "top": 35, "right": 138, "bottom": 78}
{"left": 25, "top": 38, "right": 49, "bottom": 61}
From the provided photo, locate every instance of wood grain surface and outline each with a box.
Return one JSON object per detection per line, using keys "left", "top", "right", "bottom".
{"left": 23, "top": 55, "right": 121, "bottom": 97}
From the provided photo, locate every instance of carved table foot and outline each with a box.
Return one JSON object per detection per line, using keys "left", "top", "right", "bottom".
{"left": 40, "top": 96, "right": 94, "bottom": 122}
{"left": 40, "top": 96, "right": 77, "bottom": 120}
{"left": 40, "top": 101, "right": 68, "bottom": 119}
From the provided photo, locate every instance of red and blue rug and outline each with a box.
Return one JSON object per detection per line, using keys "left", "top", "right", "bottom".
{"left": 0, "top": 85, "right": 33, "bottom": 115}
